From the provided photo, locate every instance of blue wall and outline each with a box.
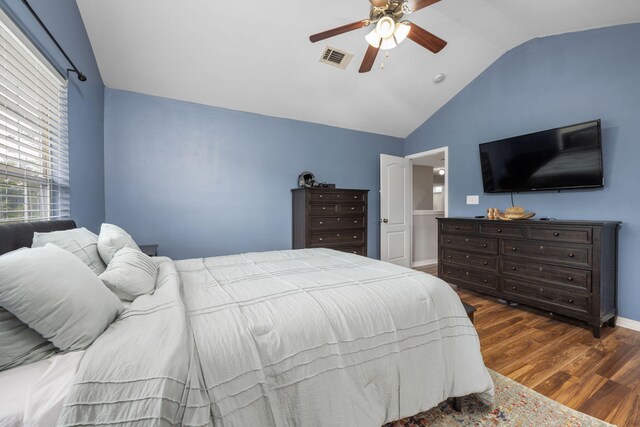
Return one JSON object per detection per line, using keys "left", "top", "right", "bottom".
{"left": 104, "top": 89, "right": 403, "bottom": 260}
{"left": 405, "top": 23, "right": 640, "bottom": 321}
{"left": 0, "top": 0, "right": 105, "bottom": 232}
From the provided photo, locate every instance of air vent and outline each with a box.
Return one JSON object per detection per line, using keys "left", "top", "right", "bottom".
{"left": 319, "top": 46, "right": 353, "bottom": 69}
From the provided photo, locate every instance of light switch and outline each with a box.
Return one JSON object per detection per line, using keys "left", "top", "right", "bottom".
{"left": 466, "top": 195, "right": 479, "bottom": 205}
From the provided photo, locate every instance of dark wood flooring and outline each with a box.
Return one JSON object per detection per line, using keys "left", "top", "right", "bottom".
{"left": 416, "top": 264, "right": 640, "bottom": 427}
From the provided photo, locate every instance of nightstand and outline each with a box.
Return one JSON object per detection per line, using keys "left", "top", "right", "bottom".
{"left": 139, "top": 244, "right": 158, "bottom": 257}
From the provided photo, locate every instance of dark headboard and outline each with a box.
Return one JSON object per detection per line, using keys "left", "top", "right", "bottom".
{"left": 0, "top": 220, "right": 77, "bottom": 256}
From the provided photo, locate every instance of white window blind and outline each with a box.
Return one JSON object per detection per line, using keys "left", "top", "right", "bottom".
{"left": 0, "top": 13, "right": 69, "bottom": 223}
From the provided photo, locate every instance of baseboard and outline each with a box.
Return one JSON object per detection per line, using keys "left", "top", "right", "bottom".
{"left": 617, "top": 316, "right": 640, "bottom": 332}
{"left": 412, "top": 259, "right": 438, "bottom": 268}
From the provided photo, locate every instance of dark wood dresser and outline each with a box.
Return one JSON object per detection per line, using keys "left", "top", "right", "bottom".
{"left": 437, "top": 217, "right": 620, "bottom": 337}
{"left": 292, "top": 188, "right": 368, "bottom": 256}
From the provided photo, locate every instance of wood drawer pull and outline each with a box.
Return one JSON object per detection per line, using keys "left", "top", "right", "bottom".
{"left": 482, "top": 243, "right": 488, "bottom": 248}
{"left": 553, "top": 232, "right": 560, "bottom": 237}
{"left": 353, "top": 235, "right": 357, "bottom": 239}
{"left": 483, "top": 279, "right": 488, "bottom": 284}
{"left": 448, "top": 255, "right": 452, "bottom": 259}
{"left": 322, "top": 207, "right": 326, "bottom": 210}
{"left": 497, "top": 228, "right": 502, "bottom": 233}
{"left": 511, "top": 266, "right": 516, "bottom": 271}
{"left": 319, "top": 195, "right": 323, "bottom": 198}
{"left": 568, "top": 253, "right": 575, "bottom": 258}
{"left": 512, "top": 286, "right": 517, "bottom": 290}
{"left": 319, "top": 238, "right": 323, "bottom": 241}
{"left": 351, "top": 207, "right": 355, "bottom": 211}
{"left": 319, "top": 221, "right": 323, "bottom": 225}
{"left": 353, "top": 195, "right": 358, "bottom": 199}
{"left": 353, "top": 220, "right": 358, "bottom": 224}
{"left": 568, "top": 299, "right": 574, "bottom": 304}
{"left": 512, "top": 247, "right": 517, "bottom": 252}
{"left": 567, "top": 276, "right": 574, "bottom": 281}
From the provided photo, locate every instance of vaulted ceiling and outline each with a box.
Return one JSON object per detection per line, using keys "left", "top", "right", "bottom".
{"left": 76, "top": 0, "right": 640, "bottom": 138}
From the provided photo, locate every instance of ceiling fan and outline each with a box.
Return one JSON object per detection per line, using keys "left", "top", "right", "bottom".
{"left": 309, "top": 0, "right": 447, "bottom": 73}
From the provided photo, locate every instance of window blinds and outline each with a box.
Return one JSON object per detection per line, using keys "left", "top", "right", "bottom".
{"left": 0, "top": 15, "right": 69, "bottom": 223}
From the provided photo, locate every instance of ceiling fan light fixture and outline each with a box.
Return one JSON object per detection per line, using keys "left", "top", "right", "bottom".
{"left": 375, "top": 16, "right": 396, "bottom": 38}
{"left": 393, "top": 21, "right": 411, "bottom": 44}
{"left": 380, "top": 36, "right": 397, "bottom": 50}
{"left": 365, "top": 29, "right": 382, "bottom": 48}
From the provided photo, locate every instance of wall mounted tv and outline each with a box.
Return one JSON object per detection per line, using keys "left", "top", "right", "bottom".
{"left": 479, "top": 119, "right": 603, "bottom": 193}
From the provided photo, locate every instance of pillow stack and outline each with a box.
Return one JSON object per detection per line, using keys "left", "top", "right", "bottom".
{"left": 0, "top": 222, "right": 158, "bottom": 372}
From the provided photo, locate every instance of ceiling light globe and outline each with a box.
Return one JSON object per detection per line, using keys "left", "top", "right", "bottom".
{"left": 393, "top": 21, "right": 411, "bottom": 44}
{"left": 376, "top": 16, "right": 396, "bottom": 38}
{"left": 365, "top": 29, "right": 382, "bottom": 48}
{"left": 380, "top": 36, "right": 397, "bottom": 50}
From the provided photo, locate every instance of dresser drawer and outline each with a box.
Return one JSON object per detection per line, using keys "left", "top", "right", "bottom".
{"left": 440, "top": 220, "right": 476, "bottom": 234}
{"left": 501, "top": 259, "right": 591, "bottom": 292}
{"left": 309, "top": 204, "right": 338, "bottom": 215}
{"left": 528, "top": 226, "right": 592, "bottom": 244}
{"left": 309, "top": 216, "right": 365, "bottom": 229}
{"left": 501, "top": 240, "right": 592, "bottom": 268}
{"left": 441, "top": 264, "right": 498, "bottom": 292}
{"left": 338, "top": 203, "right": 365, "bottom": 214}
{"left": 310, "top": 230, "right": 364, "bottom": 246}
{"left": 334, "top": 246, "right": 366, "bottom": 256}
{"left": 503, "top": 278, "right": 589, "bottom": 314}
{"left": 441, "top": 234, "right": 498, "bottom": 254}
{"left": 310, "top": 192, "right": 365, "bottom": 202}
{"left": 479, "top": 223, "right": 524, "bottom": 238}
{"left": 442, "top": 248, "right": 497, "bottom": 271}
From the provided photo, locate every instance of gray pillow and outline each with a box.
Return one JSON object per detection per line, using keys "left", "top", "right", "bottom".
{"left": 0, "top": 244, "right": 124, "bottom": 351}
{"left": 0, "top": 307, "right": 57, "bottom": 371}
{"left": 99, "top": 247, "right": 158, "bottom": 301}
{"left": 97, "top": 223, "right": 141, "bottom": 264}
{"left": 32, "top": 227, "right": 107, "bottom": 275}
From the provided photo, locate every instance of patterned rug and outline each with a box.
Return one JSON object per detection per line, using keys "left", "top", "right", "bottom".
{"left": 384, "top": 370, "right": 614, "bottom": 427}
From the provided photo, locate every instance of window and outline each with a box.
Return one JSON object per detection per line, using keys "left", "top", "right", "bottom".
{"left": 0, "top": 13, "right": 69, "bottom": 223}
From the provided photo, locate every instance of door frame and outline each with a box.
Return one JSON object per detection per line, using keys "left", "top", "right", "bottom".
{"left": 405, "top": 146, "right": 449, "bottom": 266}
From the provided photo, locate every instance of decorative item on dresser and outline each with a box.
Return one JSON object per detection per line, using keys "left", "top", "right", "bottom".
{"left": 292, "top": 188, "right": 368, "bottom": 256}
{"left": 437, "top": 217, "right": 621, "bottom": 338}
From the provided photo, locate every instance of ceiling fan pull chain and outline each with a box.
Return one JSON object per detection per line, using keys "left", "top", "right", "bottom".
{"left": 381, "top": 50, "right": 390, "bottom": 69}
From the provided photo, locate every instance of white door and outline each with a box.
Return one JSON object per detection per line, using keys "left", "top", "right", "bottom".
{"left": 380, "top": 154, "right": 412, "bottom": 267}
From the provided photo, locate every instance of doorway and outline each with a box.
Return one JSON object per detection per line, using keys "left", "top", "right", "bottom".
{"left": 407, "top": 147, "right": 448, "bottom": 267}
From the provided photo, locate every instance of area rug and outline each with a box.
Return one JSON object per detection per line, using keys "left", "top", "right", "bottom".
{"left": 384, "top": 370, "right": 615, "bottom": 427}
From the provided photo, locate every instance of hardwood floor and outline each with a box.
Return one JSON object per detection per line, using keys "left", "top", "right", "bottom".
{"left": 416, "top": 264, "right": 640, "bottom": 427}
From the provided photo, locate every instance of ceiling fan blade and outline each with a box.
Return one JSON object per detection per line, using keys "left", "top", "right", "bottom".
{"left": 410, "top": 0, "right": 440, "bottom": 12}
{"left": 359, "top": 43, "right": 380, "bottom": 73}
{"left": 309, "top": 20, "right": 369, "bottom": 43}
{"left": 407, "top": 23, "right": 447, "bottom": 53}
{"left": 369, "top": 0, "right": 388, "bottom": 7}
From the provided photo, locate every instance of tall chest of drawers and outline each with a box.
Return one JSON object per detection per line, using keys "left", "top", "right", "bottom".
{"left": 292, "top": 188, "right": 368, "bottom": 256}
{"left": 437, "top": 218, "right": 620, "bottom": 337}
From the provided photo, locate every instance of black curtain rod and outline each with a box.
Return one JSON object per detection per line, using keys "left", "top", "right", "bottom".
{"left": 20, "top": 0, "right": 86, "bottom": 81}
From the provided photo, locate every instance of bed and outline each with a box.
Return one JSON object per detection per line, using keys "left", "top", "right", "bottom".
{"left": 0, "top": 220, "right": 494, "bottom": 426}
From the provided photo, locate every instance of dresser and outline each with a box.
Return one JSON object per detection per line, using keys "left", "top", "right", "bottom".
{"left": 437, "top": 218, "right": 620, "bottom": 337}
{"left": 292, "top": 188, "right": 368, "bottom": 256}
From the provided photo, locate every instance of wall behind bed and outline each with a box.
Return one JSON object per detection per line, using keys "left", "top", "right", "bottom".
{"left": 104, "top": 89, "right": 403, "bottom": 260}
{"left": 404, "top": 23, "right": 640, "bottom": 322}
{"left": 0, "top": 0, "right": 105, "bottom": 231}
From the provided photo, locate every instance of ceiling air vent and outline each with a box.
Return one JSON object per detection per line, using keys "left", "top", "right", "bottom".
{"left": 319, "top": 46, "right": 353, "bottom": 69}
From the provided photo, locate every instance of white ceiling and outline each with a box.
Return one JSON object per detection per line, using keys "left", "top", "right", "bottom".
{"left": 76, "top": 0, "right": 640, "bottom": 138}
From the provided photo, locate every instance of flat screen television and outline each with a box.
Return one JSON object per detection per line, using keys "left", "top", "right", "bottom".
{"left": 479, "top": 120, "right": 603, "bottom": 193}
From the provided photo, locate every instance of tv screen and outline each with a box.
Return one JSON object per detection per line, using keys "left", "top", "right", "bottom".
{"left": 479, "top": 120, "right": 603, "bottom": 193}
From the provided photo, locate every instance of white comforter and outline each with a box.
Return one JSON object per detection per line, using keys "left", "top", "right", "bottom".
{"left": 58, "top": 249, "right": 493, "bottom": 426}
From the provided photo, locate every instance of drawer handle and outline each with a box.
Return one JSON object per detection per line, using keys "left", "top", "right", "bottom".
{"left": 353, "top": 236, "right": 357, "bottom": 239}
{"left": 553, "top": 232, "right": 560, "bottom": 237}
{"left": 319, "top": 221, "right": 323, "bottom": 225}
{"left": 353, "top": 220, "right": 358, "bottom": 224}
{"left": 466, "top": 255, "right": 470, "bottom": 259}
{"left": 353, "top": 195, "right": 358, "bottom": 199}
{"left": 568, "top": 299, "right": 574, "bottom": 304}
{"left": 448, "top": 255, "right": 452, "bottom": 259}
{"left": 455, "top": 226, "right": 459, "bottom": 230}
{"left": 465, "top": 271, "right": 469, "bottom": 276}
{"left": 353, "top": 251, "right": 357, "bottom": 254}
{"left": 497, "top": 228, "right": 502, "bottom": 233}
{"left": 512, "top": 247, "right": 517, "bottom": 252}
{"left": 322, "top": 207, "right": 326, "bottom": 211}
{"left": 447, "top": 271, "right": 452, "bottom": 275}
{"left": 512, "top": 286, "right": 517, "bottom": 290}
{"left": 539, "top": 288, "right": 544, "bottom": 292}
{"left": 483, "top": 279, "right": 488, "bottom": 284}
{"left": 337, "top": 234, "right": 340, "bottom": 237}
{"left": 511, "top": 266, "right": 516, "bottom": 271}
{"left": 567, "top": 276, "right": 574, "bottom": 281}
{"left": 319, "top": 195, "right": 323, "bottom": 198}
{"left": 351, "top": 207, "right": 355, "bottom": 211}
{"left": 539, "top": 267, "right": 543, "bottom": 272}
{"left": 337, "top": 195, "right": 340, "bottom": 198}
{"left": 483, "top": 261, "right": 488, "bottom": 265}
{"left": 482, "top": 244, "right": 488, "bottom": 248}
{"left": 447, "top": 240, "right": 451, "bottom": 243}
{"left": 465, "top": 238, "right": 469, "bottom": 242}
{"left": 337, "top": 218, "right": 341, "bottom": 222}
{"left": 568, "top": 253, "right": 575, "bottom": 258}
{"left": 319, "top": 238, "right": 323, "bottom": 241}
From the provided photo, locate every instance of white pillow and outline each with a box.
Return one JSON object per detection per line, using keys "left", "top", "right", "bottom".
{"left": 99, "top": 247, "right": 158, "bottom": 301}
{"left": 32, "top": 227, "right": 107, "bottom": 275}
{"left": 97, "top": 223, "right": 141, "bottom": 264}
{"left": 0, "top": 307, "right": 57, "bottom": 371}
{"left": 0, "top": 244, "right": 124, "bottom": 351}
